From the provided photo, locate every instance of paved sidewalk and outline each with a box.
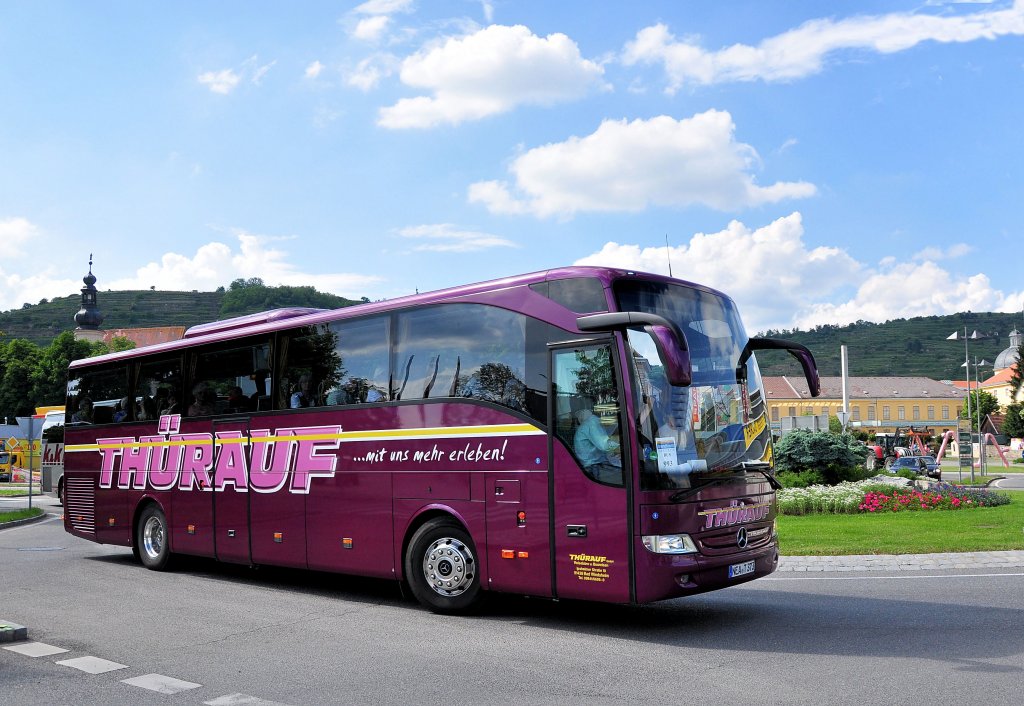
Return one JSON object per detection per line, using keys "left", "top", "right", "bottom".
{"left": 778, "top": 550, "right": 1024, "bottom": 572}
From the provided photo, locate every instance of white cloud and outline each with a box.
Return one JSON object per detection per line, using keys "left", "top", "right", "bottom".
{"left": 354, "top": 15, "right": 391, "bottom": 42}
{"left": 575, "top": 213, "right": 858, "bottom": 333}
{"left": 623, "top": 2, "right": 1024, "bottom": 92}
{"left": 197, "top": 55, "right": 276, "bottom": 94}
{"left": 378, "top": 24, "right": 606, "bottom": 128}
{"left": 353, "top": 0, "right": 413, "bottom": 14}
{"left": 346, "top": 55, "right": 398, "bottom": 91}
{"left": 572, "top": 211, "right": 1024, "bottom": 333}
{"left": 106, "top": 232, "right": 383, "bottom": 300}
{"left": 305, "top": 60, "right": 324, "bottom": 79}
{"left": 197, "top": 68, "right": 240, "bottom": 95}
{"left": 468, "top": 110, "right": 816, "bottom": 218}
{"left": 913, "top": 243, "right": 972, "bottom": 260}
{"left": 791, "top": 262, "right": 1012, "bottom": 330}
{"left": 397, "top": 223, "right": 517, "bottom": 252}
{"left": 0, "top": 216, "right": 38, "bottom": 256}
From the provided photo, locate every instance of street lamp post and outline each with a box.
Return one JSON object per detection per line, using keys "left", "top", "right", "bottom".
{"left": 948, "top": 329, "right": 996, "bottom": 483}
{"left": 970, "top": 357, "right": 990, "bottom": 477}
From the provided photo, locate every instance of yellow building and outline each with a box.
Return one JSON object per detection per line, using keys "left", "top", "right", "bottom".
{"left": 763, "top": 376, "right": 967, "bottom": 438}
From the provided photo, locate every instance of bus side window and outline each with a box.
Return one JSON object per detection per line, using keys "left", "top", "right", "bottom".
{"left": 191, "top": 339, "right": 272, "bottom": 417}
{"left": 67, "top": 363, "right": 130, "bottom": 425}
{"left": 279, "top": 325, "right": 343, "bottom": 409}
{"left": 323, "top": 316, "right": 391, "bottom": 405}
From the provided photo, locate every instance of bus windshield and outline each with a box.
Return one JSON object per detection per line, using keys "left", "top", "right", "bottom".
{"left": 616, "top": 280, "right": 771, "bottom": 491}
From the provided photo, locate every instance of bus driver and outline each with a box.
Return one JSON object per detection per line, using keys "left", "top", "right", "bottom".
{"left": 573, "top": 402, "right": 622, "bottom": 484}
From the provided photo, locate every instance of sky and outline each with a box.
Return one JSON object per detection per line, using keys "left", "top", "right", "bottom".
{"left": 2, "top": 0, "right": 1023, "bottom": 335}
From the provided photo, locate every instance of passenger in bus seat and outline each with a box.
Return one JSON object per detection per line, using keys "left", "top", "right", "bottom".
{"left": 188, "top": 383, "right": 217, "bottom": 417}
{"left": 290, "top": 374, "right": 313, "bottom": 408}
{"left": 160, "top": 391, "right": 179, "bottom": 416}
{"left": 137, "top": 396, "right": 158, "bottom": 421}
{"left": 573, "top": 402, "right": 622, "bottom": 484}
{"left": 71, "top": 397, "right": 94, "bottom": 424}
{"left": 227, "top": 386, "right": 250, "bottom": 413}
{"left": 113, "top": 397, "right": 130, "bottom": 422}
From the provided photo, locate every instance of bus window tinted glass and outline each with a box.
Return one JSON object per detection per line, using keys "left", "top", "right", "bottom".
{"left": 325, "top": 317, "right": 390, "bottom": 404}
{"left": 280, "top": 326, "right": 342, "bottom": 409}
{"left": 190, "top": 340, "right": 272, "bottom": 417}
{"left": 553, "top": 345, "right": 624, "bottom": 486}
{"left": 395, "top": 305, "right": 527, "bottom": 411}
{"left": 137, "top": 358, "right": 183, "bottom": 420}
{"left": 67, "top": 365, "right": 128, "bottom": 425}
{"left": 531, "top": 277, "right": 608, "bottom": 313}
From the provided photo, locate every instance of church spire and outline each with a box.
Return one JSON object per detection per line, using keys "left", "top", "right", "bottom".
{"left": 74, "top": 254, "right": 105, "bottom": 337}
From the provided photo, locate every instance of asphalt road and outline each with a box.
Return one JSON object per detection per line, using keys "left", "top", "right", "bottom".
{"left": 2, "top": 504, "right": 1023, "bottom": 705}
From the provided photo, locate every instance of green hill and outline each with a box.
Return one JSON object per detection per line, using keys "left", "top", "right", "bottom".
{"left": 0, "top": 283, "right": 364, "bottom": 346}
{"left": 755, "top": 312, "right": 1023, "bottom": 381}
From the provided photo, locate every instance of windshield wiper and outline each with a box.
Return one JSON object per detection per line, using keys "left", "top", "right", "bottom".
{"left": 669, "top": 473, "right": 746, "bottom": 503}
{"left": 738, "top": 461, "right": 782, "bottom": 490}
{"left": 668, "top": 461, "right": 780, "bottom": 503}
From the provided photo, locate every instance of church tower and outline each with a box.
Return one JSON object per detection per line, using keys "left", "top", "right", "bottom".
{"left": 73, "top": 255, "right": 105, "bottom": 342}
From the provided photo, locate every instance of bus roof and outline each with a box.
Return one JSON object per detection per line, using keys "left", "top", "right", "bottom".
{"left": 69, "top": 265, "right": 731, "bottom": 369}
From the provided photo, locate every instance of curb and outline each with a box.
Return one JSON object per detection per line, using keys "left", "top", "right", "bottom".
{"left": 0, "top": 510, "right": 50, "bottom": 531}
{"left": 0, "top": 620, "right": 28, "bottom": 643}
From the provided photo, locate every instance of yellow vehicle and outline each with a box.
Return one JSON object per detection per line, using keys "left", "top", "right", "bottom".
{"left": 0, "top": 448, "right": 24, "bottom": 482}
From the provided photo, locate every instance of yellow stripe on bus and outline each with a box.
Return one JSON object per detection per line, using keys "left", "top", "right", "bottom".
{"left": 65, "top": 422, "right": 543, "bottom": 454}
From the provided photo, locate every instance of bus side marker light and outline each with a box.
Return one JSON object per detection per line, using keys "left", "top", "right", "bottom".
{"left": 501, "top": 549, "right": 515, "bottom": 559}
{"left": 516, "top": 511, "right": 526, "bottom": 527}
{"left": 342, "top": 537, "right": 353, "bottom": 549}
{"left": 517, "top": 551, "right": 528, "bottom": 559}
{"left": 187, "top": 525, "right": 196, "bottom": 535}
{"left": 273, "top": 532, "right": 283, "bottom": 543}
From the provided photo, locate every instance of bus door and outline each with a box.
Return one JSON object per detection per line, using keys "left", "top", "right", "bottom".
{"left": 212, "top": 416, "right": 252, "bottom": 565}
{"left": 550, "top": 343, "right": 632, "bottom": 603}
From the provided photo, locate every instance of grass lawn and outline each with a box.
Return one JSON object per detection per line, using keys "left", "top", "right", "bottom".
{"left": 778, "top": 489, "right": 1024, "bottom": 555}
{"left": 0, "top": 507, "right": 45, "bottom": 524}
{"left": 0, "top": 488, "right": 30, "bottom": 497}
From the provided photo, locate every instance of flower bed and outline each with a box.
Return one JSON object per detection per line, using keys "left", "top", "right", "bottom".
{"left": 777, "top": 477, "right": 1009, "bottom": 516}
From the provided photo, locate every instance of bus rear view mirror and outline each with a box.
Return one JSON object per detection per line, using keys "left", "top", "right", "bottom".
{"left": 739, "top": 337, "right": 820, "bottom": 397}
{"left": 576, "top": 312, "right": 692, "bottom": 387}
{"left": 647, "top": 324, "right": 692, "bottom": 387}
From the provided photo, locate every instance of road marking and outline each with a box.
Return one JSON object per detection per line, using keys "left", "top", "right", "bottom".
{"left": 121, "top": 673, "right": 202, "bottom": 694}
{"left": 766, "top": 571, "right": 1024, "bottom": 581}
{"left": 205, "top": 693, "right": 294, "bottom": 705}
{"left": 56, "top": 655, "right": 129, "bottom": 674}
{"left": 2, "top": 641, "right": 69, "bottom": 657}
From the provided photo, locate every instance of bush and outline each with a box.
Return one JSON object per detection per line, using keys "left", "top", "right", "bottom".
{"left": 776, "top": 470, "right": 826, "bottom": 488}
{"left": 774, "top": 430, "right": 870, "bottom": 485}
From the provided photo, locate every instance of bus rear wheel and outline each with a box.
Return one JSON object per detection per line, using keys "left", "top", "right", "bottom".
{"left": 136, "top": 505, "right": 173, "bottom": 571}
{"left": 406, "top": 519, "right": 481, "bottom": 614}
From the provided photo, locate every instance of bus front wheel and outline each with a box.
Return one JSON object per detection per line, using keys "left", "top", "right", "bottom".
{"left": 136, "top": 505, "right": 173, "bottom": 571}
{"left": 405, "top": 519, "right": 481, "bottom": 614}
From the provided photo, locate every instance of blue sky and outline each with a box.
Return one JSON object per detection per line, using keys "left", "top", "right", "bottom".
{"left": 2, "top": 0, "right": 1023, "bottom": 334}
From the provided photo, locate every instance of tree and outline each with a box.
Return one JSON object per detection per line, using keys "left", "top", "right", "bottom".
{"left": 961, "top": 390, "right": 1000, "bottom": 430}
{"left": 30, "top": 332, "right": 95, "bottom": 408}
{"left": 0, "top": 338, "right": 42, "bottom": 417}
{"left": 1009, "top": 345, "right": 1024, "bottom": 402}
{"left": 1002, "top": 404, "right": 1024, "bottom": 439}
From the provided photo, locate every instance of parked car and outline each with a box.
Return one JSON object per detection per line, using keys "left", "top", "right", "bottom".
{"left": 888, "top": 455, "right": 941, "bottom": 481}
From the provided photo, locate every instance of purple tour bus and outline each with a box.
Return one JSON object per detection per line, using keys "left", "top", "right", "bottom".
{"left": 63, "top": 266, "right": 819, "bottom": 613}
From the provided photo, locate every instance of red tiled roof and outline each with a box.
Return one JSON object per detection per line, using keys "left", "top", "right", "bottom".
{"left": 763, "top": 376, "right": 966, "bottom": 400}
{"left": 102, "top": 327, "right": 185, "bottom": 348}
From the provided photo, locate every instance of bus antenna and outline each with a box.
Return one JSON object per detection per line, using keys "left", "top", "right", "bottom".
{"left": 665, "top": 234, "right": 673, "bottom": 278}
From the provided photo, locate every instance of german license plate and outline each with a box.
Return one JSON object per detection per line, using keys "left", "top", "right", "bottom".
{"left": 728, "top": 560, "right": 755, "bottom": 578}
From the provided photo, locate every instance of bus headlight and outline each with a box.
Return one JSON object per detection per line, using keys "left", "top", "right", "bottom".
{"left": 642, "top": 534, "right": 698, "bottom": 554}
